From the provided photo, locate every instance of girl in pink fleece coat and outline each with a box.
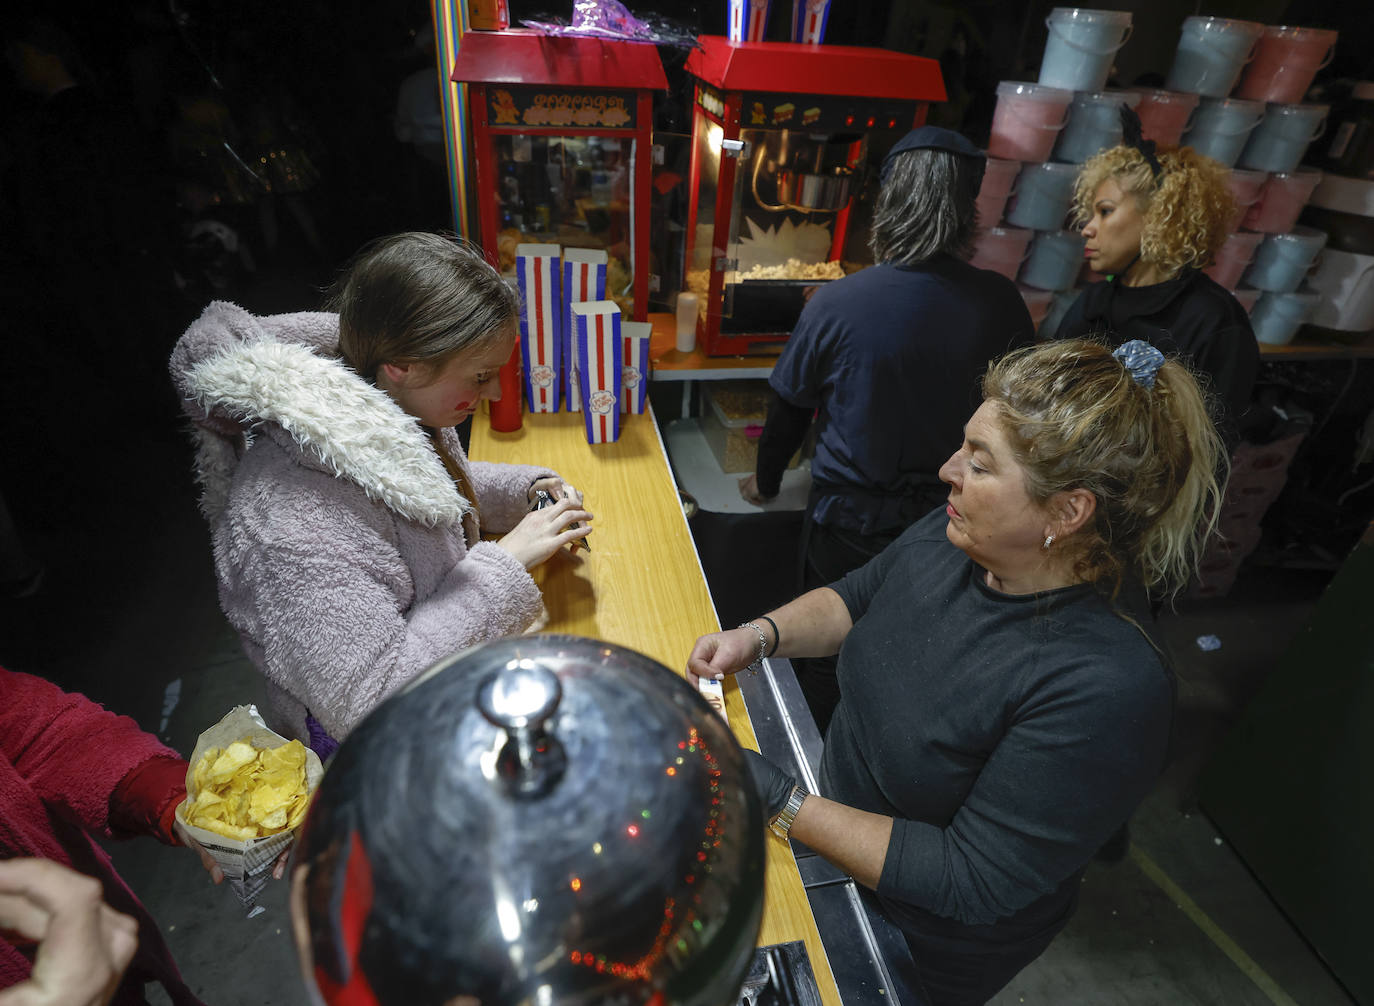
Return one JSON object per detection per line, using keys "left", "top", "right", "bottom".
{"left": 170, "top": 234, "right": 593, "bottom": 754}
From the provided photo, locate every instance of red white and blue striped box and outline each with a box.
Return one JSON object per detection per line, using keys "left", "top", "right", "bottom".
{"left": 790, "top": 0, "right": 831, "bottom": 43}
{"left": 729, "top": 0, "right": 773, "bottom": 43}
{"left": 561, "top": 248, "right": 608, "bottom": 412}
{"left": 516, "top": 243, "right": 562, "bottom": 412}
{"left": 572, "top": 301, "right": 622, "bottom": 444}
{"left": 620, "top": 321, "right": 651, "bottom": 414}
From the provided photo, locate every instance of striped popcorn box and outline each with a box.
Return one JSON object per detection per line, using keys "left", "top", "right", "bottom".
{"left": 572, "top": 301, "right": 623, "bottom": 444}
{"left": 516, "top": 243, "right": 562, "bottom": 412}
{"left": 728, "top": 0, "right": 772, "bottom": 43}
{"left": 620, "top": 321, "right": 651, "bottom": 414}
{"left": 561, "top": 248, "right": 608, "bottom": 411}
{"left": 790, "top": 0, "right": 831, "bottom": 43}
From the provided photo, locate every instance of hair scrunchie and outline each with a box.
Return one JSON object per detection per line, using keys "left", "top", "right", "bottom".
{"left": 1112, "top": 339, "right": 1166, "bottom": 390}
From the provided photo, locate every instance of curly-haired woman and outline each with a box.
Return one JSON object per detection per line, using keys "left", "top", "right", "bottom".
{"left": 1049, "top": 139, "right": 1259, "bottom": 440}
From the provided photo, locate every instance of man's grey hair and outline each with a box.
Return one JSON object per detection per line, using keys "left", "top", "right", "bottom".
{"left": 868, "top": 148, "right": 982, "bottom": 266}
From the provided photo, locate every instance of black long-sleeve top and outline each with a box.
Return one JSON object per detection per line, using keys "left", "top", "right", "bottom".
{"left": 820, "top": 509, "right": 1173, "bottom": 949}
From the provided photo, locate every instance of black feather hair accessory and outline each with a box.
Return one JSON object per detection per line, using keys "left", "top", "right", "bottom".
{"left": 1120, "top": 103, "right": 1164, "bottom": 179}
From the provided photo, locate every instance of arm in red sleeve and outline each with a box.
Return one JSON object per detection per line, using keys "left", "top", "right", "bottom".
{"left": 0, "top": 668, "right": 184, "bottom": 838}
{"left": 110, "top": 756, "right": 189, "bottom": 845}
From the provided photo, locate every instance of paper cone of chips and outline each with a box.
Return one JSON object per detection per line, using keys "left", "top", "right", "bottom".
{"left": 562, "top": 248, "right": 608, "bottom": 411}
{"left": 572, "top": 300, "right": 623, "bottom": 444}
{"left": 175, "top": 705, "right": 323, "bottom": 909}
{"left": 620, "top": 321, "right": 651, "bottom": 414}
{"left": 516, "top": 243, "right": 562, "bottom": 413}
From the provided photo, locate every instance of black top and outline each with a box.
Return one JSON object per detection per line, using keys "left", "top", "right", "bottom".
{"left": 1050, "top": 270, "right": 1259, "bottom": 438}
{"left": 820, "top": 509, "right": 1173, "bottom": 947}
{"left": 759, "top": 258, "right": 1034, "bottom": 533}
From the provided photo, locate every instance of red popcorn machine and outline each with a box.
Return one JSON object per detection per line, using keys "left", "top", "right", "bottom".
{"left": 451, "top": 30, "right": 668, "bottom": 322}
{"left": 683, "top": 36, "right": 946, "bottom": 355}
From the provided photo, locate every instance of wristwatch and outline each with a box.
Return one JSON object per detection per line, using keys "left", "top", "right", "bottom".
{"left": 769, "top": 785, "right": 808, "bottom": 840}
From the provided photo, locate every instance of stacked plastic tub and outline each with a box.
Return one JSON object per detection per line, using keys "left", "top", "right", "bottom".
{"left": 975, "top": 8, "right": 1137, "bottom": 332}
{"left": 1159, "top": 15, "right": 1340, "bottom": 345}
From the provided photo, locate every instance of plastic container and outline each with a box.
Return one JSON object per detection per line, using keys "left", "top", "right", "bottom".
{"left": 1235, "top": 26, "right": 1338, "bottom": 105}
{"left": 1242, "top": 226, "right": 1328, "bottom": 292}
{"left": 674, "top": 292, "right": 699, "bottom": 353}
{"left": 700, "top": 382, "right": 800, "bottom": 474}
{"left": 1181, "top": 97, "right": 1265, "bottom": 167}
{"left": 1039, "top": 286, "right": 1084, "bottom": 339}
{"left": 1238, "top": 103, "right": 1330, "bottom": 174}
{"left": 1166, "top": 17, "right": 1265, "bottom": 98}
{"left": 1018, "top": 285, "right": 1055, "bottom": 329}
{"left": 1004, "top": 162, "right": 1080, "bottom": 231}
{"left": 1131, "top": 88, "right": 1200, "bottom": 146}
{"left": 987, "top": 82, "right": 1074, "bottom": 162}
{"left": 1053, "top": 90, "right": 1141, "bottom": 164}
{"left": 1249, "top": 290, "right": 1319, "bottom": 344}
{"left": 1038, "top": 8, "right": 1134, "bottom": 93}
{"left": 1231, "top": 286, "right": 1262, "bottom": 314}
{"left": 1204, "top": 230, "right": 1264, "bottom": 289}
{"left": 1305, "top": 249, "right": 1374, "bottom": 331}
{"left": 975, "top": 156, "right": 1022, "bottom": 227}
{"left": 969, "top": 225, "right": 1034, "bottom": 281}
{"left": 1225, "top": 168, "right": 1268, "bottom": 234}
{"left": 1020, "top": 230, "right": 1087, "bottom": 290}
{"left": 1242, "top": 169, "right": 1323, "bottom": 234}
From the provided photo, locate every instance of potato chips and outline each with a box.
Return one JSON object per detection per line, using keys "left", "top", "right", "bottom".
{"left": 183, "top": 737, "right": 311, "bottom": 841}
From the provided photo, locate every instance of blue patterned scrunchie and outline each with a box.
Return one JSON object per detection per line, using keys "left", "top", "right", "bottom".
{"left": 1111, "top": 339, "right": 1165, "bottom": 390}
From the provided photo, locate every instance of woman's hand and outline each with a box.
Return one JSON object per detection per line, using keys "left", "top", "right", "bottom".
{"left": 497, "top": 497, "right": 594, "bottom": 569}
{"left": 687, "top": 626, "right": 760, "bottom": 682}
{"left": 737, "top": 474, "right": 773, "bottom": 505}
{"left": 528, "top": 477, "right": 583, "bottom": 508}
{"left": 0, "top": 858, "right": 139, "bottom": 1006}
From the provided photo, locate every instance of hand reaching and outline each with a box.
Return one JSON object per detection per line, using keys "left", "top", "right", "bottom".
{"left": 737, "top": 474, "right": 773, "bottom": 505}
{"left": 686, "top": 626, "right": 760, "bottom": 682}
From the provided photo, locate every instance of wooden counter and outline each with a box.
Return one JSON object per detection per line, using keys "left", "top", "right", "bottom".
{"left": 470, "top": 408, "right": 841, "bottom": 1006}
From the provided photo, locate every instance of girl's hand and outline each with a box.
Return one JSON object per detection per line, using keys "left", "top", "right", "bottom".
{"left": 528, "top": 477, "right": 583, "bottom": 508}
{"left": 737, "top": 474, "right": 772, "bottom": 505}
{"left": 498, "top": 497, "right": 594, "bottom": 569}
{"left": 687, "top": 627, "right": 760, "bottom": 682}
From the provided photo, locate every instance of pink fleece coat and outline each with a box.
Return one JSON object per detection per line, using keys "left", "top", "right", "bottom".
{"left": 170, "top": 302, "right": 555, "bottom": 742}
{"left": 0, "top": 669, "right": 206, "bottom": 1006}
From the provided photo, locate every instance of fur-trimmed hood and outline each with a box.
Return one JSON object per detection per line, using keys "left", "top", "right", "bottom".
{"left": 170, "top": 301, "right": 469, "bottom": 527}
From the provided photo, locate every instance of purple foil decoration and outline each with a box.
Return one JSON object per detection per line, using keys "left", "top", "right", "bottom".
{"left": 522, "top": 0, "right": 700, "bottom": 46}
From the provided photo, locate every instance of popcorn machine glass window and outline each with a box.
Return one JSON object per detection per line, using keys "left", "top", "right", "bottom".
{"left": 451, "top": 31, "right": 667, "bottom": 322}
{"left": 683, "top": 37, "right": 946, "bottom": 356}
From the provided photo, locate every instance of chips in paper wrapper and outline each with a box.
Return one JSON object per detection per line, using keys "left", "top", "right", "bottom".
{"left": 174, "top": 705, "right": 323, "bottom": 910}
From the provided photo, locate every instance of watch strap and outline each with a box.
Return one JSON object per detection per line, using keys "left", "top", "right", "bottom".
{"left": 769, "top": 785, "right": 808, "bottom": 840}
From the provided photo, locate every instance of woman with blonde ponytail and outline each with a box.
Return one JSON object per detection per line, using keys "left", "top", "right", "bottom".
{"left": 687, "top": 338, "right": 1223, "bottom": 1005}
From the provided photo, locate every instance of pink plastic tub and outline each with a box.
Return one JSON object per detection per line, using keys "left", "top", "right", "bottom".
{"left": 1225, "top": 168, "right": 1268, "bottom": 234}
{"left": 1204, "top": 230, "right": 1264, "bottom": 289}
{"left": 1242, "top": 169, "right": 1324, "bottom": 233}
{"left": 987, "top": 82, "right": 1073, "bottom": 163}
{"left": 1235, "top": 26, "right": 1338, "bottom": 105}
{"left": 975, "top": 156, "right": 1022, "bottom": 227}
{"left": 1132, "top": 89, "right": 1199, "bottom": 146}
{"left": 970, "top": 226, "right": 1034, "bottom": 281}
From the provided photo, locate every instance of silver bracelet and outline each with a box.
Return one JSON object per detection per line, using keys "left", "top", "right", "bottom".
{"left": 738, "top": 621, "right": 767, "bottom": 667}
{"left": 770, "top": 785, "right": 808, "bottom": 840}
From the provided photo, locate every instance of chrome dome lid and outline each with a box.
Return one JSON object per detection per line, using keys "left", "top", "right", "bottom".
{"left": 296, "top": 634, "right": 766, "bottom": 1006}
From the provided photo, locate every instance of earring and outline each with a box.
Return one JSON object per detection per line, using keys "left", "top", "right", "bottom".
{"left": 1042, "top": 534, "right": 1055, "bottom": 550}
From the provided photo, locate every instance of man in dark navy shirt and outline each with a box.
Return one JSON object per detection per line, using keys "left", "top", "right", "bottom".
{"left": 743, "top": 126, "right": 1035, "bottom": 732}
